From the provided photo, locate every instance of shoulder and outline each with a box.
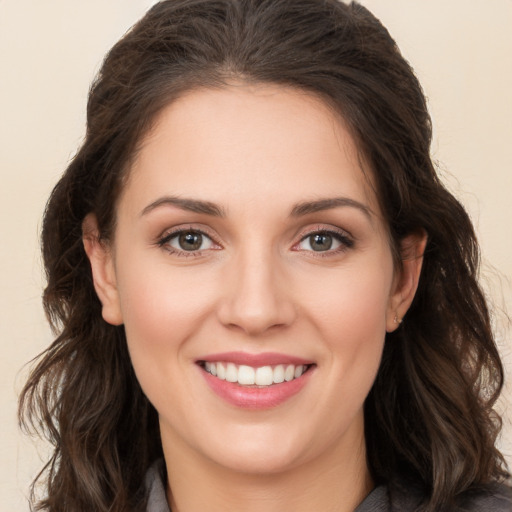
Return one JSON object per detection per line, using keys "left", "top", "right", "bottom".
{"left": 355, "top": 485, "right": 390, "bottom": 511}
{"left": 145, "top": 459, "right": 171, "bottom": 512}
{"left": 399, "top": 481, "right": 512, "bottom": 512}
{"left": 457, "top": 483, "right": 512, "bottom": 511}
{"left": 385, "top": 478, "right": 512, "bottom": 512}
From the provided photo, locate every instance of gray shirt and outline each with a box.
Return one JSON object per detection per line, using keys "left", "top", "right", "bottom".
{"left": 145, "top": 460, "right": 512, "bottom": 511}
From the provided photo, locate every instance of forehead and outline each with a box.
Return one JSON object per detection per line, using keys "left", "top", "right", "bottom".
{"left": 122, "top": 84, "right": 380, "bottom": 217}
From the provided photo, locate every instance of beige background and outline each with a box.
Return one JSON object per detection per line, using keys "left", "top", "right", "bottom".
{"left": 1, "top": 1, "right": 510, "bottom": 509}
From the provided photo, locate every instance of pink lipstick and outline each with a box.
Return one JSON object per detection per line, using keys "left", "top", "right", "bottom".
{"left": 196, "top": 352, "right": 315, "bottom": 409}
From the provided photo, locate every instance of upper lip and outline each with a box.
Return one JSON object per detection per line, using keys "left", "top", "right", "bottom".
{"left": 196, "top": 351, "right": 314, "bottom": 367}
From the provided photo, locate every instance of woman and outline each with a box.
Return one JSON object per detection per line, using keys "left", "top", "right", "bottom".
{"left": 19, "top": 1, "right": 511, "bottom": 511}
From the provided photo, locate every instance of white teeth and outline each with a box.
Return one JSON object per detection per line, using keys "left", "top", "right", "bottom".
{"left": 255, "top": 366, "right": 273, "bottom": 386}
{"left": 225, "top": 363, "right": 238, "bottom": 383}
{"left": 203, "top": 361, "right": 309, "bottom": 386}
{"left": 216, "top": 362, "right": 226, "bottom": 380}
{"left": 273, "top": 364, "right": 285, "bottom": 384}
{"left": 238, "top": 365, "right": 255, "bottom": 385}
{"left": 284, "top": 364, "right": 295, "bottom": 382}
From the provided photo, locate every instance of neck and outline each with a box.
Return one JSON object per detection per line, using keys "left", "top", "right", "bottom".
{"left": 161, "top": 417, "right": 373, "bottom": 512}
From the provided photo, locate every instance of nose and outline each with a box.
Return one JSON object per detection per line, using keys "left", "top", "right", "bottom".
{"left": 216, "top": 247, "right": 297, "bottom": 336}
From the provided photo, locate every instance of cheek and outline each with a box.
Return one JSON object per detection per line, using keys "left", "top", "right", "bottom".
{"left": 116, "top": 265, "right": 220, "bottom": 422}
{"left": 301, "top": 260, "right": 392, "bottom": 390}
{"left": 115, "top": 260, "right": 219, "bottom": 387}
{"left": 302, "top": 258, "right": 393, "bottom": 340}
{"left": 118, "top": 259, "right": 213, "bottom": 336}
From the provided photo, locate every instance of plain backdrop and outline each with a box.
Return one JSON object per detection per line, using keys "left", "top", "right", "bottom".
{"left": 1, "top": 1, "right": 511, "bottom": 509}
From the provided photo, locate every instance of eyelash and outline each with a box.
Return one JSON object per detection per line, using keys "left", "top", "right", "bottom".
{"left": 156, "top": 225, "right": 354, "bottom": 258}
{"left": 156, "top": 226, "right": 219, "bottom": 257}
{"left": 293, "top": 226, "right": 354, "bottom": 257}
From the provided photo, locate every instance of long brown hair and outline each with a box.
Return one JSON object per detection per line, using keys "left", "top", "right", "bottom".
{"left": 19, "top": 1, "right": 509, "bottom": 511}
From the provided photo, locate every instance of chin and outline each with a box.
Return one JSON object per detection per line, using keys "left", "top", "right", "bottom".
{"left": 210, "top": 445, "right": 305, "bottom": 476}
{"left": 196, "top": 422, "right": 322, "bottom": 476}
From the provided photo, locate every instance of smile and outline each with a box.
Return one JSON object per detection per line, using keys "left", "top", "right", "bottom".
{"left": 201, "top": 362, "right": 310, "bottom": 387}
{"left": 197, "top": 352, "right": 315, "bottom": 409}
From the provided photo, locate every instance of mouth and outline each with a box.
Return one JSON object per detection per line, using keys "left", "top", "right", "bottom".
{"left": 198, "top": 361, "right": 313, "bottom": 387}
{"left": 196, "top": 353, "right": 316, "bottom": 409}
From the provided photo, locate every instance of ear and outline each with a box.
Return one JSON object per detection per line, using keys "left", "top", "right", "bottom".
{"left": 82, "top": 214, "right": 123, "bottom": 326}
{"left": 386, "top": 230, "right": 427, "bottom": 332}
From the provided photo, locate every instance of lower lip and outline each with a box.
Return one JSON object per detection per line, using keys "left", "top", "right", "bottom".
{"left": 200, "top": 366, "right": 314, "bottom": 410}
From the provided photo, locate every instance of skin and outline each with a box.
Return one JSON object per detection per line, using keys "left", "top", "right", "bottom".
{"left": 84, "top": 84, "right": 426, "bottom": 512}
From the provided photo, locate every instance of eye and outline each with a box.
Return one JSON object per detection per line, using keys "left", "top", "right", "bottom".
{"left": 159, "top": 229, "right": 216, "bottom": 253}
{"left": 296, "top": 230, "right": 353, "bottom": 253}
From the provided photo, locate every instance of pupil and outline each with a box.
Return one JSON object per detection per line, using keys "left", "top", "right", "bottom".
{"left": 179, "top": 232, "right": 202, "bottom": 251}
{"left": 311, "top": 233, "right": 332, "bottom": 251}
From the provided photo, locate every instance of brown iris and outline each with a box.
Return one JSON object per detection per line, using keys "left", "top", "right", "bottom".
{"left": 178, "top": 231, "right": 203, "bottom": 251}
{"left": 309, "top": 233, "right": 333, "bottom": 251}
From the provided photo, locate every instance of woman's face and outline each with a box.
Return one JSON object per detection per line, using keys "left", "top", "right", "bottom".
{"left": 86, "top": 84, "right": 422, "bottom": 475}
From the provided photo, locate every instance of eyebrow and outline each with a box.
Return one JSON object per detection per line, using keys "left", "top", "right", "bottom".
{"left": 140, "top": 195, "right": 373, "bottom": 220}
{"left": 290, "top": 197, "right": 374, "bottom": 220}
{"left": 140, "top": 196, "right": 226, "bottom": 217}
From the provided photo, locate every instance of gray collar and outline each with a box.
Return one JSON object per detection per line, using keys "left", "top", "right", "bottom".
{"left": 145, "top": 460, "right": 171, "bottom": 512}
{"left": 144, "top": 460, "right": 389, "bottom": 512}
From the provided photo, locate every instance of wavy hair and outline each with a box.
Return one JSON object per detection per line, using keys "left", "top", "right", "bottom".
{"left": 19, "top": 1, "right": 509, "bottom": 511}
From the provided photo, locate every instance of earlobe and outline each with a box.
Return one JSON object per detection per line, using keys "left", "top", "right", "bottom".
{"left": 386, "top": 230, "right": 427, "bottom": 332}
{"left": 82, "top": 214, "right": 123, "bottom": 326}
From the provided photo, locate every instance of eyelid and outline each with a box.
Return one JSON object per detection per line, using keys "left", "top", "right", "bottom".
{"left": 296, "top": 224, "right": 354, "bottom": 241}
{"left": 154, "top": 223, "right": 354, "bottom": 257}
{"left": 292, "top": 225, "right": 355, "bottom": 252}
{"left": 156, "top": 225, "right": 222, "bottom": 255}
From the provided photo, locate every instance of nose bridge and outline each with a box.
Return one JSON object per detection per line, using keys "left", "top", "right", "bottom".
{"left": 217, "top": 241, "right": 295, "bottom": 335}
